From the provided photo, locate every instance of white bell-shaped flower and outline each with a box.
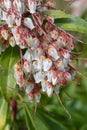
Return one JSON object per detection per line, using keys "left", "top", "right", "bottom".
{"left": 28, "top": 0, "right": 37, "bottom": 14}
{"left": 33, "top": 71, "right": 46, "bottom": 83}
{"left": 4, "top": 0, "right": 12, "bottom": 10}
{"left": 43, "top": 58, "right": 52, "bottom": 71}
{"left": 41, "top": 79, "right": 48, "bottom": 92}
{"left": 32, "top": 60, "right": 42, "bottom": 73}
{"left": 54, "top": 84, "right": 60, "bottom": 94}
{"left": 24, "top": 18, "right": 35, "bottom": 30}
{"left": 25, "top": 82, "right": 34, "bottom": 94}
{"left": 1, "top": 29, "right": 9, "bottom": 40}
{"left": 47, "top": 83, "right": 53, "bottom": 97}
{"left": 23, "top": 49, "right": 31, "bottom": 61}
{"left": 6, "top": 14, "right": 14, "bottom": 27}
{"left": 55, "top": 61, "right": 65, "bottom": 71}
{"left": 13, "top": 0, "right": 25, "bottom": 14}
{"left": 9, "top": 37, "right": 16, "bottom": 47}
{"left": 52, "top": 75, "right": 58, "bottom": 85}
{"left": 31, "top": 38, "right": 39, "bottom": 50}
{"left": 11, "top": 27, "right": 20, "bottom": 43}
{"left": 64, "top": 72, "right": 71, "bottom": 81}
{"left": 46, "top": 69, "right": 54, "bottom": 82}
{"left": 48, "top": 45, "right": 60, "bottom": 61}
{"left": 32, "top": 47, "right": 43, "bottom": 60}
{"left": 15, "top": 17, "right": 21, "bottom": 26}
{"left": 23, "top": 61, "right": 32, "bottom": 74}
{"left": 34, "top": 93, "right": 41, "bottom": 103}
{"left": 62, "top": 49, "right": 70, "bottom": 59}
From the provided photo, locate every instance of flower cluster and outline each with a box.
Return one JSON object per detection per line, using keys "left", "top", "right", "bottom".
{"left": 0, "top": 0, "right": 76, "bottom": 103}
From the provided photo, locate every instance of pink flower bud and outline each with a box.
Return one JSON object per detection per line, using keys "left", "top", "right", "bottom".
{"left": 1, "top": 28, "right": 9, "bottom": 40}
{"left": 9, "top": 37, "right": 16, "bottom": 47}
{"left": 27, "top": 92, "right": 34, "bottom": 103}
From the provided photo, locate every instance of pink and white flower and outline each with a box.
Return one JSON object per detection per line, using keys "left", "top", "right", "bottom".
{"left": 28, "top": 0, "right": 37, "bottom": 14}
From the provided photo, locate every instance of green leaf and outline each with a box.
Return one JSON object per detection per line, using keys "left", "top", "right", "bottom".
{"left": 44, "top": 10, "right": 70, "bottom": 19}
{"left": 0, "top": 46, "right": 20, "bottom": 99}
{"left": 24, "top": 104, "right": 53, "bottom": 130}
{"left": 44, "top": 9, "right": 87, "bottom": 33}
{"left": 0, "top": 21, "right": 6, "bottom": 26}
{"left": 0, "top": 98, "right": 8, "bottom": 130}
{"left": 37, "top": 108, "right": 67, "bottom": 130}
{"left": 58, "top": 16, "right": 87, "bottom": 33}
{"left": 24, "top": 104, "right": 36, "bottom": 130}
{"left": 4, "top": 124, "right": 11, "bottom": 130}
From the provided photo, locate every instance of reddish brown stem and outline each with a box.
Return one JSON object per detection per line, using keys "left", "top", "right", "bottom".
{"left": 32, "top": 14, "right": 53, "bottom": 43}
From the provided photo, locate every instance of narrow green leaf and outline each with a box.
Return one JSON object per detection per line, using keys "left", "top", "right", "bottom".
{"left": 0, "top": 98, "right": 8, "bottom": 130}
{"left": 44, "top": 10, "right": 70, "bottom": 19}
{"left": 0, "top": 46, "right": 20, "bottom": 99}
{"left": 37, "top": 109, "right": 67, "bottom": 130}
{"left": 24, "top": 109, "right": 30, "bottom": 130}
{"left": 44, "top": 9, "right": 87, "bottom": 33}
{"left": 24, "top": 104, "right": 36, "bottom": 130}
{"left": 58, "top": 16, "right": 87, "bottom": 33}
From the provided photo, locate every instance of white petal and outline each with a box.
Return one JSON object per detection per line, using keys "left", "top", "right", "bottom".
{"left": 25, "top": 83, "right": 34, "bottom": 94}
{"left": 24, "top": 18, "right": 35, "bottom": 30}
{"left": 11, "top": 27, "right": 20, "bottom": 42}
{"left": 23, "top": 49, "right": 31, "bottom": 61}
{"left": 41, "top": 79, "right": 48, "bottom": 92}
{"left": 71, "top": 71, "right": 76, "bottom": 80}
{"left": 47, "top": 84, "right": 53, "bottom": 97}
{"left": 23, "top": 61, "right": 32, "bottom": 74}
{"left": 13, "top": 0, "right": 25, "bottom": 14}
{"left": 9, "top": 37, "right": 16, "bottom": 47}
{"left": 1, "top": 29, "right": 9, "bottom": 40}
{"left": 48, "top": 46, "right": 60, "bottom": 60}
{"left": 55, "top": 61, "right": 65, "bottom": 71}
{"left": 62, "top": 49, "right": 70, "bottom": 59}
{"left": 4, "top": 0, "right": 12, "bottom": 10}
{"left": 33, "top": 71, "right": 46, "bottom": 83}
{"left": 32, "top": 48, "right": 43, "bottom": 60}
{"left": 46, "top": 70, "right": 54, "bottom": 82}
{"left": 62, "top": 59, "right": 68, "bottom": 68}
{"left": 43, "top": 58, "right": 52, "bottom": 71}
{"left": 32, "top": 60, "right": 42, "bottom": 73}
{"left": 31, "top": 38, "right": 39, "bottom": 50}
{"left": 28, "top": 0, "right": 37, "bottom": 14}
{"left": 34, "top": 93, "right": 41, "bottom": 103}
{"left": 54, "top": 84, "right": 60, "bottom": 94}
{"left": 15, "top": 17, "right": 21, "bottom": 26}
{"left": 6, "top": 14, "right": 14, "bottom": 27}
{"left": 52, "top": 76, "right": 58, "bottom": 85}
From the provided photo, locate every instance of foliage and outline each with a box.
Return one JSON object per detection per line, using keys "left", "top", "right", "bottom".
{"left": 0, "top": 2, "right": 87, "bottom": 130}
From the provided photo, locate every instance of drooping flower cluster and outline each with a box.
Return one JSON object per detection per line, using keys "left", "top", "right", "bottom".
{"left": 0, "top": 0, "right": 76, "bottom": 103}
